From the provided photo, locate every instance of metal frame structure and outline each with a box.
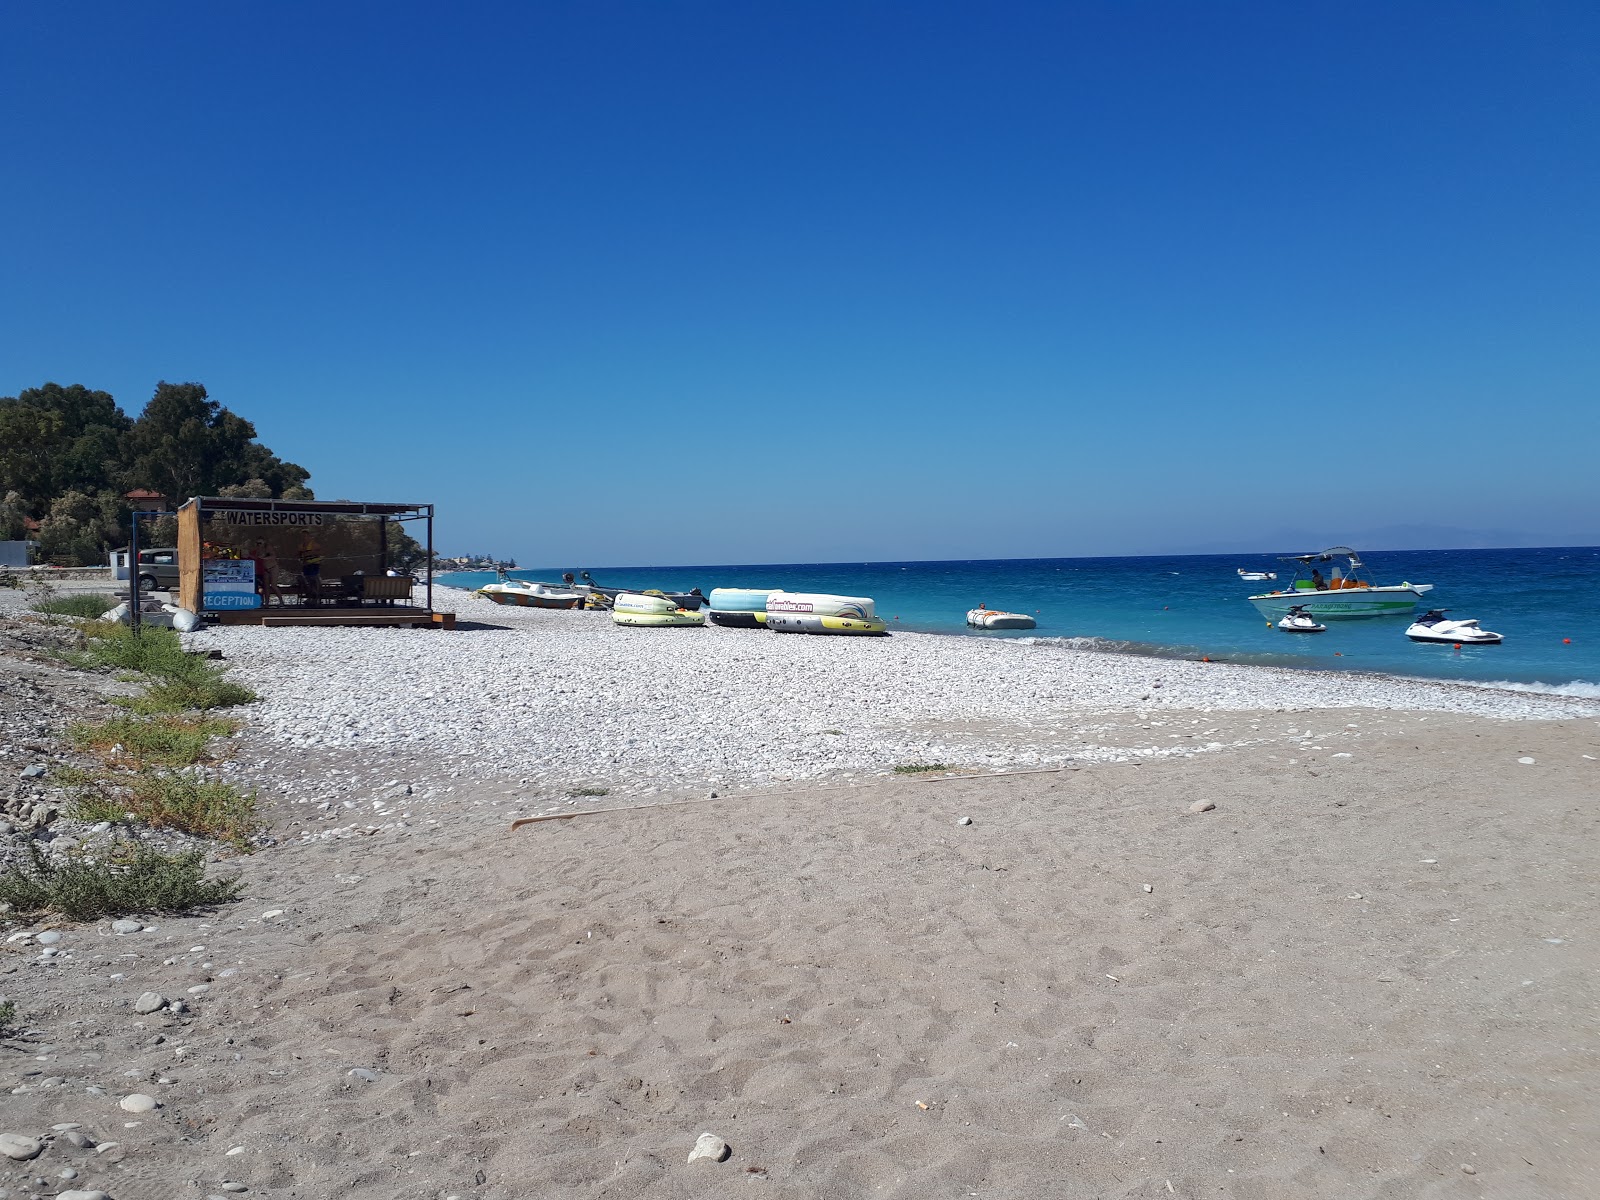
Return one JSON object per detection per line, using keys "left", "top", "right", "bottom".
{"left": 175, "top": 497, "right": 435, "bottom": 617}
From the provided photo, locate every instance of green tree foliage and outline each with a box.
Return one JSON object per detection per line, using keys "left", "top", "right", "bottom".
{"left": 121, "top": 382, "right": 311, "bottom": 502}
{"left": 0, "top": 383, "right": 130, "bottom": 516}
{"left": 0, "top": 379, "right": 316, "bottom": 563}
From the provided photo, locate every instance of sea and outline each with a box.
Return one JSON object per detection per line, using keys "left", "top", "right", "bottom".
{"left": 437, "top": 546, "right": 1600, "bottom": 696}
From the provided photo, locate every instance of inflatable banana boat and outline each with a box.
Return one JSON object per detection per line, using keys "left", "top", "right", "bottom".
{"left": 765, "top": 591, "right": 888, "bottom": 635}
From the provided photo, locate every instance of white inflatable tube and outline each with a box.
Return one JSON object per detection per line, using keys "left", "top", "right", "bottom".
{"left": 765, "top": 591, "right": 878, "bottom": 620}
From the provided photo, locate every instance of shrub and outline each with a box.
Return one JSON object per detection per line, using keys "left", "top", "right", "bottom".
{"left": 69, "top": 714, "right": 238, "bottom": 767}
{"left": 74, "top": 623, "right": 256, "bottom": 712}
{"left": 568, "top": 785, "right": 610, "bottom": 797}
{"left": 77, "top": 771, "right": 262, "bottom": 850}
{"left": 893, "top": 763, "right": 952, "bottom": 775}
{"left": 0, "top": 842, "right": 243, "bottom": 920}
{"left": 33, "top": 593, "right": 119, "bottom": 618}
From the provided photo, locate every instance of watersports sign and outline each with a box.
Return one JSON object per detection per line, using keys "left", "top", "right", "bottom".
{"left": 218, "top": 510, "right": 325, "bottom": 527}
{"left": 202, "top": 558, "right": 260, "bottom": 610}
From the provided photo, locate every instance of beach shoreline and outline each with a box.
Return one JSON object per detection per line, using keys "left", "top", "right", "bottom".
{"left": 2, "top": 587, "right": 1597, "bottom": 1198}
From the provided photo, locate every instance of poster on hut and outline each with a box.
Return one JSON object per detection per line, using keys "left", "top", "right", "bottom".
{"left": 203, "top": 559, "right": 259, "bottom": 609}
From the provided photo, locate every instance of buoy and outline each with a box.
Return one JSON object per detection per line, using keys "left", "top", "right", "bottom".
{"left": 1201, "top": 655, "right": 1210, "bottom": 662}
{"left": 1454, "top": 643, "right": 1462, "bottom": 650}
{"left": 1334, "top": 652, "right": 1342, "bottom": 656}
{"left": 1564, "top": 637, "right": 1572, "bottom": 644}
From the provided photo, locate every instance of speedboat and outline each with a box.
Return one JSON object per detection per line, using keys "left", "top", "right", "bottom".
{"left": 966, "top": 606, "right": 1036, "bottom": 630}
{"left": 1405, "top": 610, "right": 1503, "bottom": 645}
{"left": 1237, "top": 568, "right": 1277, "bottom": 581}
{"left": 477, "top": 579, "right": 586, "bottom": 609}
{"left": 1276, "top": 605, "right": 1326, "bottom": 633}
{"left": 580, "top": 572, "right": 706, "bottom": 610}
{"left": 1248, "top": 547, "right": 1433, "bottom": 620}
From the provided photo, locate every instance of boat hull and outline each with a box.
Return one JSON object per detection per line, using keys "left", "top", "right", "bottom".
{"left": 478, "top": 584, "right": 583, "bottom": 609}
{"left": 613, "top": 610, "right": 705, "bottom": 627}
{"left": 1249, "top": 585, "right": 1432, "bottom": 619}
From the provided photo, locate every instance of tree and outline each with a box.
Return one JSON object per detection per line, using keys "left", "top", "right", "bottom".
{"left": 36, "top": 489, "right": 124, "bottom": 565}
{"left": 0, "top": 383, "right": 130, "bottom": 517}
{"left": 121, "top": 382, "right": 312, "bottom": 502}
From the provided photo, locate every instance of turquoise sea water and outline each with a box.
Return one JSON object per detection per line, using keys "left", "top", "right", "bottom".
{"left": 438, "top": 547, "right": 1600, "bottom": 695}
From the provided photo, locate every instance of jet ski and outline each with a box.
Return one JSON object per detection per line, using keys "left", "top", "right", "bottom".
{"left": 1405, "top": 610, "right": 1503, "bottom": 645}
{"left": 1277, "top": 605, "right": 1326, "bottom": 633}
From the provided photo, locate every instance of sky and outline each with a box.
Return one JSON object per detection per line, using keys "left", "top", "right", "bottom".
{"left": 3, "top": 2, "right": 1597, "bottom": 566}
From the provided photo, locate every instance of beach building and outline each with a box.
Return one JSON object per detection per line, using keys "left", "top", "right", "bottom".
{"left": 173, "top": 496, "right": 452, "bottom": 628}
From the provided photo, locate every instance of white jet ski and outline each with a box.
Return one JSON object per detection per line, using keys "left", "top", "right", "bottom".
{"left": 1405, "top": 610, "right": 1503, "bottom": 645}
{"left": 1277, "top": 605, "right": 1326, "bottom": 633}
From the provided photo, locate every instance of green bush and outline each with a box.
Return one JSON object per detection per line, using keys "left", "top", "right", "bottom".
{"left": 74, "top": 623, "right": 257, "bottom": 712}
{"left": 69, "top": 714, "right": 238, "bottom": 767}
{"left": 33, "top": 593, "right": 119, "bottom": 618}
{"left": 67, "top": 770, "right": 261, "bottom": 850}
{"left": 0, "top": 842, "right": 243, "bottom": 921}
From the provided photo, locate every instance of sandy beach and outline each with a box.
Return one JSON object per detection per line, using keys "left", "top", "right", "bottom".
{"left": 2, "top": 585, "right": 1597, "bottom": 1199}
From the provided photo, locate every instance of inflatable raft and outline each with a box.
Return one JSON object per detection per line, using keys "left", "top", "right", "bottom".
{"left": 766, "top": 612, "right": 888, "bottom": 635}
{"left": 707, "top": 586, "right": 776, "bottom": 628}
{"left": 765, "top": 592, "right": 887, "bottom": 635}
{"left": 612, "top": 592, "right": 705, "bottom": 628}
{"left": 966, "top": 607, "right": 1036, "bottom": 630}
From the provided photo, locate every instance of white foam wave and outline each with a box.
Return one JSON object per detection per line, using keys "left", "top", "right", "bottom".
{"left": 1458, "top": 679, "right": 1600, "bottom": 700}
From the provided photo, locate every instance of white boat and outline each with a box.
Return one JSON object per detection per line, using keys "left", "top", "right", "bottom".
{"left": 1405, "top": 610, "right": 1503, "bottom": 645}
{"left": 477, "top": 579, "right": 586, "bottom": 609}
{"left": 1248, "top": 547, "right": 1432, "bottom": 620}
{"left": 966, "top": 606, "right": 1036, "bottom": 630}
{"left": 1276, "top": 605, "right": 1326, "bottom": 633}
{"left": 1237, "top": 568, "right": 1277, "bottom": 581}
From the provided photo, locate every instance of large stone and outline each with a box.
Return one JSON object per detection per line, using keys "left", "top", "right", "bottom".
{"left": 1188, "top": 800, "right": 1216, "bottom": 813}
{"left": 687, "top": 1132, "right": 730, "bottom": 1164}
{"left": 112, "top": 919, "right": 144, "bottom": 935}
{"left": 0, "top": 1133, "right": 42, "bottom": 1160}
{"left": 58, "top": 1191, "right": 111, "bottom": 1200}
{"left": 134, "top": 992, "right": 165, "bottom": 1015}
{"left": 119, "top": 1093, "right": 159, "bottom": 1113}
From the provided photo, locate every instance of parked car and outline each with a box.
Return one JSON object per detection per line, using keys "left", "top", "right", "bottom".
{"left": 135, "top": 548, "right": 180, "bottom": 590}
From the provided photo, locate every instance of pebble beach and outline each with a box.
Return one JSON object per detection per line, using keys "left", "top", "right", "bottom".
{"left": 2, "top": 581, "right": 1598, "bottom": 1198}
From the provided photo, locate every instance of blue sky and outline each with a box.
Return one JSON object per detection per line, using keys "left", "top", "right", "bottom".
{"left": 4, "top": 2, "right": 1597, "bottom": 565}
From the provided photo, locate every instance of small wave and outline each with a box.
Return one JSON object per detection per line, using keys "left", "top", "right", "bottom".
{"left": 1458, "top": 679, "right": 1600, "bottom": 700}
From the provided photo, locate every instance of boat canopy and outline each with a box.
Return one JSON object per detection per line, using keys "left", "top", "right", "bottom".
{"left": 1278, "top": 546, "right": 1365, "bottom": 569}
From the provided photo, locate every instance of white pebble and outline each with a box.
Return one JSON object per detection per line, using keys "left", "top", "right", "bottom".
{"left": 687, "top": 1132, "right": 730, "bottom": 1164}
{"left": 119, "top": 1093, "right": 160, "bottom": 1113}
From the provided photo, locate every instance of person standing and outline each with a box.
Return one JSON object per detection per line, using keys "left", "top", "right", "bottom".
{"left": 298, "top": 532, "right": 323, "bottom": 606}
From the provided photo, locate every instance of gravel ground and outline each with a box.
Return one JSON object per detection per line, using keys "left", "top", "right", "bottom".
{"left": 182, "top": 584, "right": 1596, "bottom": 798}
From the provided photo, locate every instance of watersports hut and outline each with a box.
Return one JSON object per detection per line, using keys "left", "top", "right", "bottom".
{"left": 173, "top": 497, "right": 453, "bottom": 628}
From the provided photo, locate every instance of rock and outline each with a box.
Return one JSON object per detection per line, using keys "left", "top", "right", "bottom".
{"left": 261, "top": 910, "right": 284, "bottom": 920}
{"left": 58, "top": 1166, "right": 78, "bottom": 1179}
{"left": 20, "top": 765, "right": 46, "bottom": 779}
{"left": 118, "top": 1092, "right": 159, "bottom": 1113}
{"left": 687, "top": 1132, "right": 730, "bottom": 1164}
{"left": 112, "top": 919, "right": 144, "bottom": 934}
{"left": 63, "top": 1130, "right": 94, "bottom": 1149}
{"left": 1142, "top": 883, "right": 1153, "bottom": 893}
{"left": 57, "top": 1191, "right": 110, "bottom": 1200}
{"left": 1188, "top": 800, "right": 1216, "bottom": 813}
{"left": 221, "top": 1183, "right": 249, "bottom": 1193}
{"left": 0, "top": 1134, "right": 42, "bottom": 1160}
{"left": 956, "top": 816, "right": 972, "bottom": 826}
{"left": 1517, "top": 757, "right": 1535, "bottom": 765}
{"left": 1460, "top": 1164, "right": 1477, "bottom": 1175}
{"left": 134, "top": 992, "right": 166, "bottom": 1014}
{"left": 36, "top": 931, "right": 61, "bottom": 945}
{"left": 347, "top": 1068, "right": 380, "bottom": 1083}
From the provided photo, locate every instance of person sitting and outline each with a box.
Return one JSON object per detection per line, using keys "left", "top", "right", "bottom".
{"left": 1311, "top": 568, "right": 1328, "bottom": 590}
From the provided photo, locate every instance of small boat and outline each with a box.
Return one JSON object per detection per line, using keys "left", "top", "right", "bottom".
{"left": 1276, "top": 605, "right": 1326, "bottom": 633}
{"left": 1405, "top": 610, "right": 1503, "bottom": 645}
{"left": 580, "top": 572, "right": 706, "bottom": 610}
{"left": 477, "top": 579, "right": 586, "bottom": 609}
{"left": 766, "top": 591, "right": 888, "bottom": 635}
{"left": 707, "top": 587, "right": 776, "bottom": 628}
{"left": 611, "top": 592, "right": 705, "bottom": 627}
{"left": 966, "top": 606, "right": 1036, "bottom": 630}
{"left": 1237, "top": 568, "right": 1277, "bottom": 581}
{"left": 1248, "top": 547, "right": 1433, "bottom": 620}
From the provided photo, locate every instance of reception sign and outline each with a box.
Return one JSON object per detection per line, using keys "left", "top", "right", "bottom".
{"left": 202, "top": 559, "right": 259, "bottom": 610}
